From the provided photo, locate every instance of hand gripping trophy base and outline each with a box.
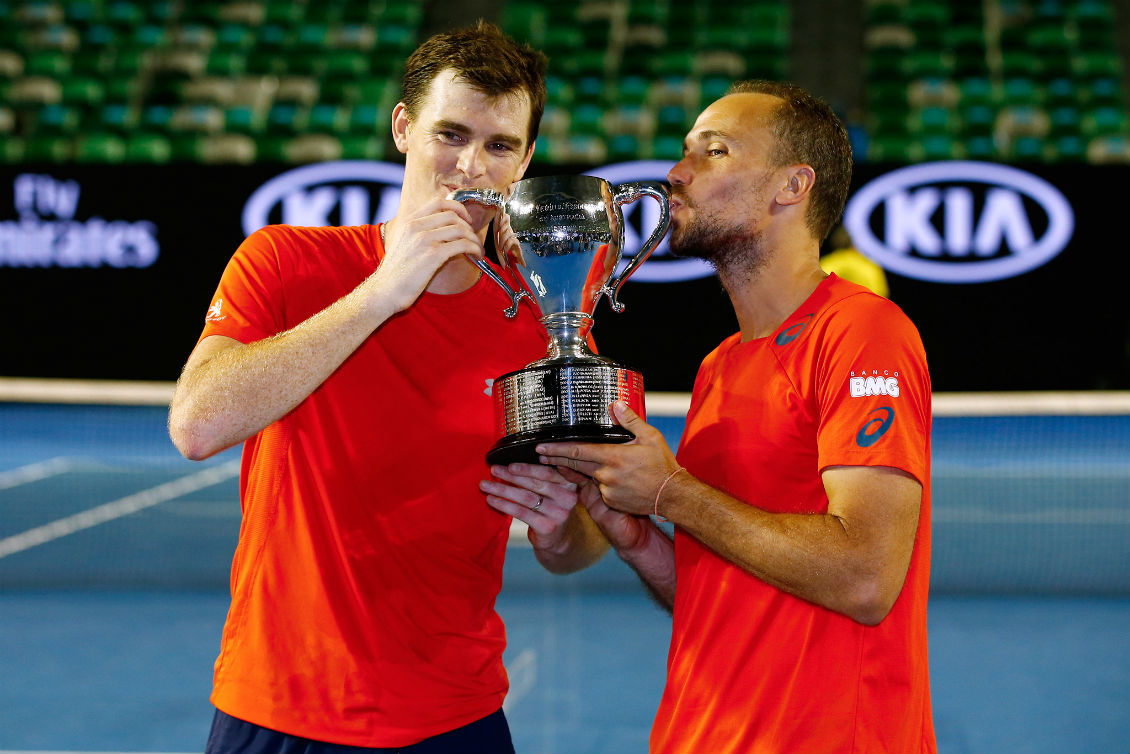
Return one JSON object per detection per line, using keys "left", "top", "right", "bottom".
{"left": 486, "top": 361, "right": 645, "bottom": 466}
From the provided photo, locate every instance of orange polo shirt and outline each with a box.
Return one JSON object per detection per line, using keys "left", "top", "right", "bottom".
{"left": 653, "top": 275, "right": 936, "bottom": 754}
{"left": 197, "top": 224, "right": 546, "bottom": 746}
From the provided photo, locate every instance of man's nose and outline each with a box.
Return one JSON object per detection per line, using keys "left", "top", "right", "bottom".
{"left": 457, "top": 144, "right": 486, "bottom": 178}
{"left": 667, "top": 157, "right": 691, "bottom": 186}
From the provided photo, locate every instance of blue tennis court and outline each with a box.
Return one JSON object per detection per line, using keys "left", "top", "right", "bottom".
{"left": 1, "top": 398, "right": 1127, "bottom": 754}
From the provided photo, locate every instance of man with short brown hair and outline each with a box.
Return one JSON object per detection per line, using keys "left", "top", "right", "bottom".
{"left": 170, "top": 22, "right": 607, "bottom": 752}
{"left": 541, "top": 82, "right": 937, "bottom": 753}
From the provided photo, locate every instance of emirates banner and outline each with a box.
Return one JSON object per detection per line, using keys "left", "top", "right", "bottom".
{"left": 1, "top": 161, "right": 1127, "bottom": 392}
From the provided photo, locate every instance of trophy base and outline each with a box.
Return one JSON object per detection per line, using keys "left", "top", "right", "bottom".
{"left": 486, "top": 424, "right": 636, "bottom": 466}
{"left": 487, "top": 361, "right": 645, "bottom": 466}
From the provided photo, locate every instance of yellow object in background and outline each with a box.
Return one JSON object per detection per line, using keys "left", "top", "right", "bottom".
{"left": 820, "top": 228, "right": 890, "bottom": 298}
{"left": 820, "top": 248, "right": 890, "bottom": 298}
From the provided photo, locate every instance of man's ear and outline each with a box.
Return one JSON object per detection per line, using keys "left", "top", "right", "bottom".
{"left": 516, "top": 139, "right": 536, "bottom": 180}
{"left": 776, "top": 165, "right": 816, "bottom": 207}
{"left": 391, "top": 102, "right": 410, "bottom": 155}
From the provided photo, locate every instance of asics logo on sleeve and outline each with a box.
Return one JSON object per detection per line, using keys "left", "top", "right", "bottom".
{"left": 856, "top": 407, "right": 894, "bottom": 447}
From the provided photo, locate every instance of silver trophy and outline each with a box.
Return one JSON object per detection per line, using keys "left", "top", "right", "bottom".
{"left": 451, "top": 174, "right": 670, "bottom": 465}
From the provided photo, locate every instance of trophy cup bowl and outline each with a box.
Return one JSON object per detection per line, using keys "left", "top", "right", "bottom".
{"left": 451, "top": 174, "right": 670, "bottom": 465}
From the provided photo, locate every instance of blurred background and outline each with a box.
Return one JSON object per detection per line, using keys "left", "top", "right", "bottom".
{"left": 0, "top": 1, "right": 1128, "bottom": 753}
{"left": 0, "top": 0, "right": 1126, "bottom": 165}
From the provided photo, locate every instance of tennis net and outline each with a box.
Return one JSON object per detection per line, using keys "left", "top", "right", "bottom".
{"left": 1, "top": 378, "right": 1127, "bottom": 594}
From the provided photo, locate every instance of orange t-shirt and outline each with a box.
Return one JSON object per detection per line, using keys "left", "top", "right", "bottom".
{"left": 198, "top": 224, "right": 547, "bottom": 746}
{"left": 652, "top": 275, "right": 936, "bottom": 754}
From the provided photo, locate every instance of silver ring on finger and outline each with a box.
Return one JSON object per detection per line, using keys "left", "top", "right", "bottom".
{"left": 531, "top": 496, "right": 543, "bottom": 511}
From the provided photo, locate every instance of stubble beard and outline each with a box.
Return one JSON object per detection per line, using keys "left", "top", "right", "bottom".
{"left": 669, "top": 202, "right": 770, "bottom": 287}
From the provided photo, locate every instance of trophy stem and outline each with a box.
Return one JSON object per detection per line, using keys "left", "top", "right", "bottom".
{"left": 541, "top": 313, "right": 599, "bottom": 362}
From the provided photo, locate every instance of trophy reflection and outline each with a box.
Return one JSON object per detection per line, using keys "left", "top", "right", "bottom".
{"left": 452, "top": 174, "right": 670, "bottom": 465}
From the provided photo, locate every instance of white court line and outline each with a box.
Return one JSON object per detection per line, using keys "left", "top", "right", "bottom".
{"left": 0, "top": 457, "right": 81, "bottom": 491}
{"left": 503, "top": 648, "right": 538, "bottom": 713}
{"left": 0, "top": 460, "right": 241, "bottom": 559}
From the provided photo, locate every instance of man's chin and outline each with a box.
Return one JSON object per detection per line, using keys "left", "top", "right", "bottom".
{"left": 453, "top": 201, "right": 495, "bottom": 233}
{"left": 668, "top": 233, "right": 700, "bottom": 260}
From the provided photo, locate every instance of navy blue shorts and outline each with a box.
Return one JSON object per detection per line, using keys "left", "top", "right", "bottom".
{"left": 204, "top": 707, "right": 515, "bottom": 754}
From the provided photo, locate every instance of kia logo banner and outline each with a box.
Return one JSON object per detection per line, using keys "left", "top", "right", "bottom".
{"left": 0, "top": 162, "right": 1125, "bottom": 393}
{"left": 242, "top": 161, "right": 404, "bottom": 235}
{"left": 844, "top": 161, "right": 1075, "bottom": 284}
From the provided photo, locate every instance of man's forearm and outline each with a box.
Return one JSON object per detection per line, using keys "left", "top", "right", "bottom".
{"left": 618, "top": 523, "right": 676, "bottom": 611}
{"left": 660, "top": 468, "right": 921, "bottom": 625}
{"left": 169, "top": 282, "right": 398, "bottom": 459}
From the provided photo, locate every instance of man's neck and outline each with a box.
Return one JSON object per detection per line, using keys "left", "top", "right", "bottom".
{"left": 721, "top": 242, "right": 827, "bottom": 342}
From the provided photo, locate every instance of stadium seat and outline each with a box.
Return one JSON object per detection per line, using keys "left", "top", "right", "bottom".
{"left": 25, "top": 134, "right": 73, "bottom": 162}
{"left": 93, "top": 102, "right": 141, "bottom": 133}
{"left": 1086, "top": 135, "right": 1130, "bottom": 163}
{"left": 197, "top": 132, "right": 258, "bottom": 164}
{"left": 307, "top": 103, "right": 349, "bottom": 135}
{"left": 602, "top": 104, "right": 654, "bottom": 140}
{"left": 74, "top": 131, "right": 127, "bottom": 163}
{"left": 908, "top": 78, "right": 959, "bottom": 109}
{"left": 60, "top": 76, "right": 106, "bottom": 107}
{"left": 867, "top": 134, "right": 915, "bottom": 163}
{"left": 24, "top": 50, "right": 73, "bottom": 78}
{"left": 223, "top": 105, "right": 261, "bottom": 135}
{"left": 35, "top": 103, "right": 83, "bottom": 133}
{"left": 916, "top": 133, "right": 962, "bottom": 161}
{"left": 347, "top": 103, "right": 384, "bottom": 135}
{"left": 649, "top": 134, "right": 683, "bottom": 161}
{"left": 959, "top": 104, "right": 997, "bottom": 140}
{"left": 0, "top": 104, "right": 15, "bottom": 135}
{"left": 286, "top": 133, "right": 344, "bottom": 163}
{"left": 963, "top": 134, "right": 996, "bottom": 160}
{"left": 1051, "top": 134, "right": 1087, "bottom": 162}
{"left": 607, "top": 133, "right": 642, "bottom": 163}
{"left": 538, "top": 104, "right": 570, "bottom": 141}
{"left": 339, "top": 134, "right": 386, "bottom": 160}
{"left": 996, "top": 105, "right": 1052, "bottom": 141}
{"left": 169, "top": 103, "right": 225, "bottom": 133}
{"left": 907, "top": 106, "right": 959, "bottom": 136}
{"left": 1081, "top": 106, "right": 1130, "bottom": 139}
{"left": 8, "top": 76, "right": 64, "bottom": 105}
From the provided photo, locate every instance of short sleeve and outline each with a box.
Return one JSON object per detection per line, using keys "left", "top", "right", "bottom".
{"left": 813, "top": 295, "right": 931, "bottom": 485}
{"left": 198, "top": 226, "right": 289, "bottom": 345}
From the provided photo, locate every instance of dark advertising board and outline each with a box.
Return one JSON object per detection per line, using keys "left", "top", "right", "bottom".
{"left": 1, "top": 160, "right": 1127, "bottom": 392}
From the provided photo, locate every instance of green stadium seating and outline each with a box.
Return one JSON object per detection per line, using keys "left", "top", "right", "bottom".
{"left": 0, "top": 0, "right": 1121, "bottom": 166}
{"left": 74, "top": 131, "right": 128, "bottom": 162}
{"left": 25, "top": 133, "right": 73, "bottom": 162}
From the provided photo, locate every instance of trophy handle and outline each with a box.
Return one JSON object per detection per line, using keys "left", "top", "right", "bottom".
{"left": 605, "top": 181, "right": 671, "bottom": 313}
{"left": 448, "top": 188, "right": 531, "bottom": 318}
